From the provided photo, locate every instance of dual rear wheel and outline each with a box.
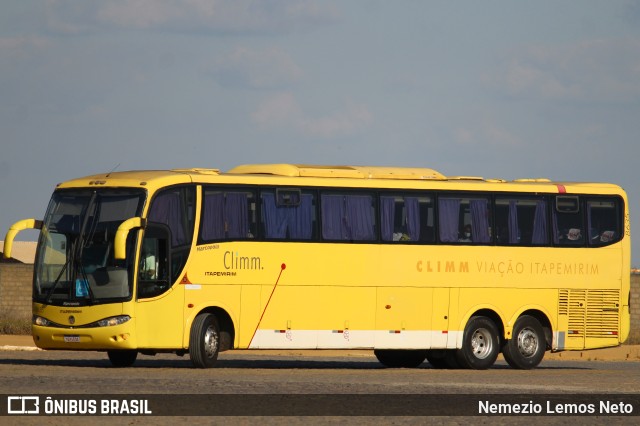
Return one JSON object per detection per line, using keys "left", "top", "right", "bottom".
{"left": 378, "top": 315, "right": 546, "bottom": 370}
{"left": 502, "top": 315, "right": 546, "bottom": 370}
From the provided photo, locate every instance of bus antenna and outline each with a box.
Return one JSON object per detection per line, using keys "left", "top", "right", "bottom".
{"left": 106, "top": 163, "right": 121, "bottom": 178}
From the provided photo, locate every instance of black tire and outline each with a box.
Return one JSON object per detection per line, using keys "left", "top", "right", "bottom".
{"left": 189, "top": 313, "right": 221, "bottom": 368}
{"left": 456, "top": 316, "right": 500, "bottom": 370}
{"left": 426, "top": 350, "right": 448, "bottom": 369}
{"left": 426, "top": 350, "right": 461, "bottom": 369}
{"left": 502, "top": 315, "right": 546, "bottom": 370}
{"left": 107, "top": 350, "right": 137, "bottom": 367}
{"left": 374, "top": 349, "right": 426, "bottom": 368}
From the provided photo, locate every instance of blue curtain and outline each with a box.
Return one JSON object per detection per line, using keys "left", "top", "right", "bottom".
{"left": 148, "top": 191, "right": 186, "bottom": 247}
{"left": 261, "top": 193, "right": 288, "bottom": 238}
{"left": 225, "top": 193, "right": 249, "bottom": 238}
{"left": 380, "top": 197, "right": 395, "bottom": 241}
{"left": 470, "top": 199, "right": 491, "bottom": 243}
{"left": 532, "top": 200, "right": 547, "bottom": 244}
{"left": 322, "top": 194, "right": 375, "bottom": 241}
{"left": 263, "top": 193, "right": 314, "bottom": 239}
{"left": 288, "top": 194, "right": 314, "bottom": 239}
{"left": 321, "top": 195, "right": 347, "bottom": 240}
{"left": 551, "top": 202, "right": 559, "bottom": 244}
{"left": 405, "top": 197, "right": 420, "bottom": 241}
{"left": 345, "top": 195, "right": 375, "bottom": 240}
{"left": 201, "top": 192, "right": 225, "bottom": 241}
{"left": 439, "top": 198, "right": 460, "bottom": 242}
{"left": 201, "top": 192, "right": 249, "bottom": 240}
{"left": 508, "top": 200, "right": 519, "bottom": 244}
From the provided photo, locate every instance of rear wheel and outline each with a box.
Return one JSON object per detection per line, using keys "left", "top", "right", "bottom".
{"left": 374, "top": 349, "right": 427, "bottom": 368}
{"left": 456, "top": 316, "right": 500, "bottom": 370}
{"left": 107, "top": 350, "right": 137, "bottom": 367}
{"left": 502, "top": 315, "right": 546, "bottom": 370}
{"left": 189, "top": 313, "right": 221, "bottom": 368}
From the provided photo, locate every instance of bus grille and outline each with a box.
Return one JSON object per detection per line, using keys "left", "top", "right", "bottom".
{"left": 559, "top": 289, "right": 620, "bottom": 338}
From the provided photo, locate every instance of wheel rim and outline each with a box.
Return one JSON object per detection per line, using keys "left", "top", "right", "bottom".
{"left": 516, "top": 327, "right": 539, "bottom": 358}
{"left": 470, "top": 327, "right": 493, "bottom": 359}
{"left": 203, "top": 325, "right": 218, "bottom": 358}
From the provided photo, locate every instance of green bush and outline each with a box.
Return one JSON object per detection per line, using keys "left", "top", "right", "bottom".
{"left": 0, "top": 312, "right": 31, "bottom": 335}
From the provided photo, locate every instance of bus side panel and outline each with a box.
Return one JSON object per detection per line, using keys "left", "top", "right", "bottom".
{"left": 431, "top": 287, "right": 452, "bottom": 348}
{"left": 249, "top": 285, "right": 319, "bottom": 348}
{"left": 136, "top": 285, "right": 185, "bottom": 349}
{"left": 315, "top": 286, "right": 376, "bottom": 348}
{"left": 238, "top": 283, "right": 261, "bottom": 348}
{"left": 374, "top": 287, "right": 432, "bottom": 349}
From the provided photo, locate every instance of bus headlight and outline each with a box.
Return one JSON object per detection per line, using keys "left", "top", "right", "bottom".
{"left": 96, "top": 315, "right": 131, "bottom": 327}
{"left": 33, "top": 315, "right": 52, "bottom": 327}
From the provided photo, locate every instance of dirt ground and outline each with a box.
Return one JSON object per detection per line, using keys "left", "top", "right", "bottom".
{"left": 2, "top": 334, "right": 640, "bottom": 362}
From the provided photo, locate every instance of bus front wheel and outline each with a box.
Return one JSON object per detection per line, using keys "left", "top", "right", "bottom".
{"left": 502, "top": 315, "right": 546, "bottom": 370}
{"left": 189, "top": 313, "right": 221, "bottom": 368}
{"left": 456, "top": 316, "right": 500, "bottom": 370}
{"left": 107, "top": 350, "right": 137, "bottom": 367}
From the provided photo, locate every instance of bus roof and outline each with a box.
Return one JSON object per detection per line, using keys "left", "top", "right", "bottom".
{"left": 55, "top": 164, "right": 624, "bottom": 195}
{"left": 227, "top": 164, "right": 447, "bottom": 180}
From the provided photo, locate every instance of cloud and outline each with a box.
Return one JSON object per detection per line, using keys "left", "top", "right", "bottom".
{"left": 0, "top": 36, "right": 51, "bottom": 51}
{"left": 623, "top": 0, "right": 640, "bottom": 25}
{"left": 494, "top": 38, "right": 640, "bottom": 103}
{"left": 44, "top": 0, "right": 339, "bottom": 35}
{"left": 212, "top": 46, "right": 302, "bottom": 89}
{"left": 252, "top": 92, "right": 373, "bottom": 138}
{"left": 452, "top": 122, "right": 523, "bottom": 149}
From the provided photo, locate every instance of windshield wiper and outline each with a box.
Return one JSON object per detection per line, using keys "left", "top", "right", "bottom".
{"left": 74, "top": 192, "right": 98, "bottom": 303}
{"left": 44, "top": 247, "right": 73, "bottom": 303}
{"left": 44, "top": 192, "right": 98, "bottom": 304}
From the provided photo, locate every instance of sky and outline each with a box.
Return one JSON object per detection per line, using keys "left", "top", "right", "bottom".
{"left": 1, "top": 0, "right": 640, "bottom": 265}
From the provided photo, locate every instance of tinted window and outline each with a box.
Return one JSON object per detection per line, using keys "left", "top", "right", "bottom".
{"left": 261, "top": 189, "right": 317, "bottom": 240}
{"left": 200, "top": 188, "right": 257, "bottom": 242}
{"left": 495, "top": 197, "right": 548, "bottom": 245}
{"left": 380, "top": 194, "right": 434, "bottom": 243}
{"left": 321, "top": 192, "right": 376, "bottom": 241}
{"left": 553, "top": 196, "right": 584, "bottom": 245}
{"left": 587, "top": 197, "right": 621, "bottom": 246}
{"left": 438, "top": 196, "right": 492, "bottom": 244}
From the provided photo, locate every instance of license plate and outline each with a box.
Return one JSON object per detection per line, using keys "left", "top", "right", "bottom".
{"left": 63, "top": 335, "right": 80, "bottom": 343}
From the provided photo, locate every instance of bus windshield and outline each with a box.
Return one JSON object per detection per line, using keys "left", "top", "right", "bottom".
{"left": 34, "top": 188, "right": 145, "bottom": 306}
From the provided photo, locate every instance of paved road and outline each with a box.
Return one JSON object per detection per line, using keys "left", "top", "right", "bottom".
{"left": 1, "top": 349, "right": 639, "bottom": 424}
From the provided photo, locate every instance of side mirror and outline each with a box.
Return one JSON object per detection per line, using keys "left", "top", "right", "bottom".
{"left": 114, "top": 217, "right": 147, "bottom": 260}
{"left": 3, "top": 219, "right": 42, "bottom": 259}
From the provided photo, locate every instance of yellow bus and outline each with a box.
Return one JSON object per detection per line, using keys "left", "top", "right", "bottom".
{"left": 3, "top": 164, "right": 630, "bottom": 369}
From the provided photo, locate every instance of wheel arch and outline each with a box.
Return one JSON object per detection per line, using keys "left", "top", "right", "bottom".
{"left": 185, "top": 305, "right": 236, "bottom": 352}
{"left": 456, "top": 307, "right": 506, "bottom": 347}
{"left": 509, "top": 308, "right": 553, "bottom": 350}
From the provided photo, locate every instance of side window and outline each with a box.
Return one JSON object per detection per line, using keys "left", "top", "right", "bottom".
{"left": 495, "top": 197, "right": 548, "bottom": 245}
{"left": 200, "top": 188, "right": 257, "bottom": 242}
{"left": 380, "top": 194, "right": 434, "bottom": 243}
{"left": 147, "top": 187, "right": 195, "bottom": 248}
{"left": 143, "top": 186, "right": 195, "bottom": 294}
{"left": 138, "top": 224, "right": 170, "bottom": 298}
{"left": 261, "top": 189, "right": 317, "bottom": 240}
{"left": 321, "top": 192, "right": 376, "bottom": 241}
{"left": 439, "top": 195, "right": 492, "bottom": 244}
{"left": 553, "top": 196, "right": 584, "bottom": 245}
{"left": 587, "top": 197, "right": 621, "bottom": 246}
